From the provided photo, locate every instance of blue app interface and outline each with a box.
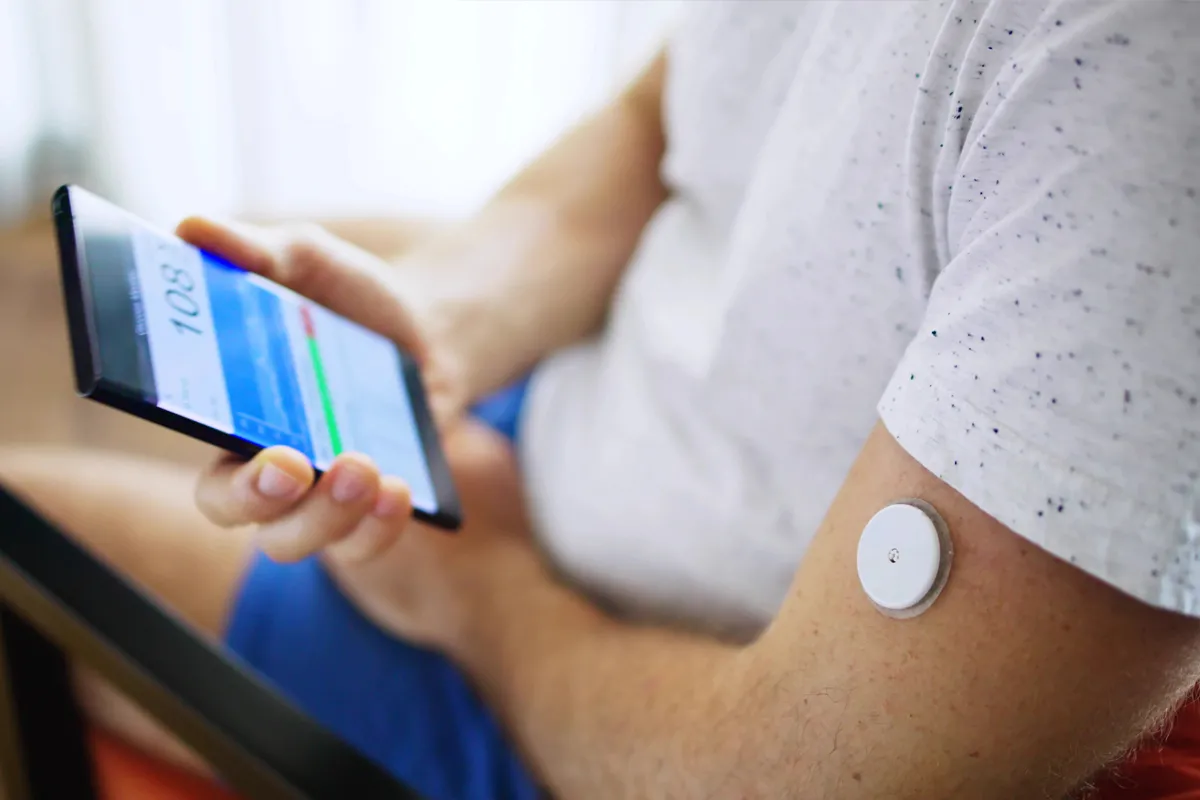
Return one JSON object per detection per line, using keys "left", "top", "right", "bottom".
{"left": 128, "top": 225, "right": 438, "bottom": 514}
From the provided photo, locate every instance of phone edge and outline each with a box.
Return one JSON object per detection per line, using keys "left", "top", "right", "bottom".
{"left": 52, "top": 186, "right": 101, "bottom": 397}
{"left": 400, "top": 356, "right": 463, "bottom": 531}
{"left": 53, "top": 185, "right": 460, "bottom": 531}
{"left": 88, "top": 380, "right": 459, "bottom": 529}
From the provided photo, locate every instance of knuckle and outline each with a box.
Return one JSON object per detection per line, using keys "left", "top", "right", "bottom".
{"left": 278, "top": 224, "right": 336, "bottom": 292}
{"left": 196, "top": 461, "right": 301, "bottom": 529}
{"left": 280, "top": 239, "right": 319, "bottom": 275}
{"left": 372, "top": 523, "right": 401, "bottom": 555}
{"left": 194, "top": 480, "right": 240, "bottom": 528}
{"left": 329, "top": 518, "right": 394, "bottom": 564}
{"left": 314, "top": 479, "right": 375, "bottom": 529}
{"left": 256, "top": 519, "right": 307, "bottom": 562}
{"left": 242, "top": 496, "right": 298, "bottom": 526}
{"left": 297, "top": 515, "right": 357, "bottom": 556}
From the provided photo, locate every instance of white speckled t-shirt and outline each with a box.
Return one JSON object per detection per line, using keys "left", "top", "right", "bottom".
{"left": 520, "top": 0, "right": 1200, "bottom": 638}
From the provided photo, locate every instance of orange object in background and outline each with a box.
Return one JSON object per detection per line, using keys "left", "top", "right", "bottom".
{"left": 89, "top": 727, "right": 238, "bottom": 800}
{"left": 1087, "top": 694, "right": 1200, "bottom": 800}
{"left": 86, "top": 699, "right": 1200, "bottom": 799}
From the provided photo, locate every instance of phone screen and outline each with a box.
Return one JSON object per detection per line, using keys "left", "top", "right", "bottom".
{"left": 69, "top": 190, "right": 438, "bottom": 515}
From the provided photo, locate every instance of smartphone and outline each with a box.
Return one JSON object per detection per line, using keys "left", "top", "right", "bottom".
{"left": 53, "top": 185, "right": 461, "bottom": 529}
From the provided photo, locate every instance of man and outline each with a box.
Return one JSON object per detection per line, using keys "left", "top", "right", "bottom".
{"left": 4, "top": 0, "right": 1200, "bottom": 797}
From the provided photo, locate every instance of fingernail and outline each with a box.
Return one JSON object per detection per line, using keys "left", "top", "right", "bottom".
{"left": 257, "top": 463, "right": 302, "bottom": 499}
{"left": 331, "top": 466, "right": 369, "bottom": 504}
{"left": 372, "top": 490, "right": 401, "bottom": 518}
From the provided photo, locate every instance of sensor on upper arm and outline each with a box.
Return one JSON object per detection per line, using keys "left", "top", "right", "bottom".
{"left": 856, "top": 499, "right": 953, "bottom": 619}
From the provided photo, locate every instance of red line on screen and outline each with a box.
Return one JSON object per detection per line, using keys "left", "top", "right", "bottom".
{"left": 299, "top": 305, "right": 316, "bottom": 338}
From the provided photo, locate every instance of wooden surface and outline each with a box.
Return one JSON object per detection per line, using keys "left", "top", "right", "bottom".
{"left": 0, "top": 220, "right": 213, "bottom": 800}
{"left": 0, "top": 221, "right": 215, "bottom": 465}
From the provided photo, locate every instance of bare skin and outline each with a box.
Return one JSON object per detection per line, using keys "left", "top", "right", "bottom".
{"left": 0, "top": 55, "right": 668, "bottom": 777}
{"left": 0, "top": 414, "right": 528, "bottom": 778}
{"left": 0, "top": 449, "right": 250, "bottom": 775}
{"left": 3, "top": 46, "right": 1200, "bottom": 797}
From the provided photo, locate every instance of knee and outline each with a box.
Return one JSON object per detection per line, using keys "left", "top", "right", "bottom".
{"left": 0, "top": 444, "right": 96, "bottom": 491}
{"left": 0, "top": 446, "right": 61, "bottom": 502}
{"left": 0, "top": 447, "right": 161, "bottom": 533}
{"left": 0, "top": 448, "right": 100, "bottom": 538}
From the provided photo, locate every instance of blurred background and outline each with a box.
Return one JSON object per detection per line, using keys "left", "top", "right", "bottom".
{"left": 0, "top": 0, "right": 677, "bottom": 461}
{"left": 2, "top": 0, "right": 678, "bottom": 224}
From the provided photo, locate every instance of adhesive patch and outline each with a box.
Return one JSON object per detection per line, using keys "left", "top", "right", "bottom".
{"left": 856, "top": 499, "right": 953, "bottom": 619}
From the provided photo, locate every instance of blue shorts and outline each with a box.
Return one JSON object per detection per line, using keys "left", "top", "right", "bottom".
{"left": 224, "top": 378, "right": 538, "bottom": 800}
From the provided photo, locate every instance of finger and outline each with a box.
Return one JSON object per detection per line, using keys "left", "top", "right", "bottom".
{"left": 272, "top": 226, "right": 430, "bottom": 364}
{"left": 422, "top": 361, "right": 467, "bottom": 428}
{"left": 428, "top": 395, "right": 459, "bottom": 431}
{"left": 178, "top": 217, "right": 428, "bottom": 363}
{"left": 325, "top": 476, "right": 413, "bottom": 565}
{"left": 176, "top": 217, "right": 279, "bottom": 278}
{"left": 195, "top": 447, "right": 312, "bottom": 528}
{"left": 255, "top": 453, "right": 381, "bottom": 562}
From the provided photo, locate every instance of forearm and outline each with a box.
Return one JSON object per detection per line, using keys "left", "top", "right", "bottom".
{"left": 445, "top": 423, "right": 1200, "bottom": 799}
{"left": 404, "top": 54, "right": 668, "bottom": 399}
{"left": 451, "top": 556, "right": 751, "bottom": 799}
{"left": 448, "top": 549, "right": 1174, "bottom": 800}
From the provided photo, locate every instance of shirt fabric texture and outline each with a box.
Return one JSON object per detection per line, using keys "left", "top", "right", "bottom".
{"left": 522, "top": 0, "right": 1200, "bottom": 636}
{"left": 223, "top": 3, "right": 1200, "bottom": 797}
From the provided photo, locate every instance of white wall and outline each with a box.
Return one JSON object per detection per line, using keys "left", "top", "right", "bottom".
{"left": 0, "top": 0, "right": 679, "bottom": 226}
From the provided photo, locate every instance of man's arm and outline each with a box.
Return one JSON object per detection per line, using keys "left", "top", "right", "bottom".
{"left": 448, "top": 422, "right": 1200, "bottom": 798}
{"left": 237, "top": 52, "right": 666, "bottom": 402}
{"left": 399, "top": 52, "right": 668, "bottom": 401}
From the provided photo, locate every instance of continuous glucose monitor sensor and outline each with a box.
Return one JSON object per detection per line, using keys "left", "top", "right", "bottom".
{"left": 856, "top": 499, "right": 952, "bottom": 619}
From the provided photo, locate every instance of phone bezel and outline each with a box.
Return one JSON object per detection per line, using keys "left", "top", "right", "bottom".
{"left": 53, "top": 185, "right": 462, "bottom": 531}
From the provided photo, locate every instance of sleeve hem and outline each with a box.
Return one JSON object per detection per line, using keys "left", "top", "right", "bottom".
{"left": 877, "top": 368, "right": 1200, "bottom": 617}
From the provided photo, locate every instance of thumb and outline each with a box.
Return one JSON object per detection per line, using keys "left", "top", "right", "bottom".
{"left": 419, "top": 353, "right": 470, "bottom": 428}
{"left": 176, "top": 217, "right": 429, "bottom": 364}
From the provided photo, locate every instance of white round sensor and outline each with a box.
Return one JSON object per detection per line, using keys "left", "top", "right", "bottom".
{"left": 856, "top": 501, "right": 951, "bottom": 617}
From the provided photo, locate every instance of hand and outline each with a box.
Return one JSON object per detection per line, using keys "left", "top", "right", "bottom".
{"left": 320, "top": 418, "right": 545, "bottom": 651}
{"left": 176, "top": 217, "right": 471, "bottom": 425}
{"left": 193, "top": 415, "right": 542, "bottom": 651}
{"left": 176, "top": 218, "right": 472, "bottom": 564}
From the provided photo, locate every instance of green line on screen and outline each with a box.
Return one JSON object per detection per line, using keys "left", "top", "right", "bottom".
{"left": 307, "top": 336, "right": 343, "bottom": 455}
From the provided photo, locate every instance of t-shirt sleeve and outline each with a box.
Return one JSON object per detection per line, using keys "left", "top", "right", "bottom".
{"left": 877, "top": 1, "right": 1200, "bottom": 614}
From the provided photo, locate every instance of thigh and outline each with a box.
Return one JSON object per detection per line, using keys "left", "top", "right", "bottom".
{"left": 0, "top": 447, "right": 254, "bottom": 637}
{"left": 0, "top": 447, "right": 254, "bottom": 775}
{"left": 0, "top": 445, "right": 541, "bottom": 800}
{"left": 226, "top": 553, "right": 539, "bottom": 800}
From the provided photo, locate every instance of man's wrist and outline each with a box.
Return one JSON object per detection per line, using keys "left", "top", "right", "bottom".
{"left": 394, "top": 197, "right": 573, "bottom": 400}
{"left": 443, "top": 538, "right": 547, "bottom": 666}
{"left": 445, "top": 540, "right": 607, "bottom": 684}
{"left": 401, "top": 269, "right": 519, "bottom": 405}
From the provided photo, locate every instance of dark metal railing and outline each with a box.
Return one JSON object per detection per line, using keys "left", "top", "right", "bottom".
{"left": 0, "top": 486, "right": 422, "bottom": 800}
